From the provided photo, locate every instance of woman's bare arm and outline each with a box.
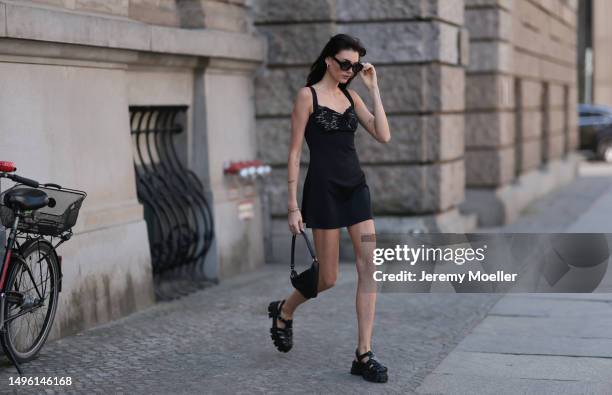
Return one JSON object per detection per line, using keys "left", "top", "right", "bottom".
{"left": 348, "top": 86, "right": 391, "bottom": 144}
{"left": 287, "top": 87, "right": 312, "bottom": 211}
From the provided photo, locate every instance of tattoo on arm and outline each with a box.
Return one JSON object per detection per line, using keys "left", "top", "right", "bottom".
{"left": 288, "top": 156, "right": 300, "bottom": 184}
{"left": 368, "top": 116, "right": 375, "bottom": 132}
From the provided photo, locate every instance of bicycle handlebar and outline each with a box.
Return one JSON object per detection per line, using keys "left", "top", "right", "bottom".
{"left": 6, "top": 174, "right": 39, "bottom": 188}
{"left": 0, "top": 161, "right": 44, "bottom": 188}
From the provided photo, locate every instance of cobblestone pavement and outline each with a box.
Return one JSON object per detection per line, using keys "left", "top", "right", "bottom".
{"left": 0, "top": 263, "right": 501, "bottom": 394}
{"left": 2, "top": 157, "right": 609, "bottom": 394}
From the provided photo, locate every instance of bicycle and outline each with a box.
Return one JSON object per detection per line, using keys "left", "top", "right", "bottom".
{"left": 0, "top": 161, "right": 86, "bottom": 374}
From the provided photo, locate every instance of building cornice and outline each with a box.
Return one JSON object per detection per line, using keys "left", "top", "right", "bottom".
{"left": 0, "top": 1, "right": 266, "bottom": 66}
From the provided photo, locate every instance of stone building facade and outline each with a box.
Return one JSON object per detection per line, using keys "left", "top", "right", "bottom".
{"left": 0, "top": 0, "right": 267, "bottom": 339}
{"left": 0, "top": 0, "right": 586, "bottom": 340}
{"left": 461, "top": 0, "right": 580, "bottom": 226}
{"left": 253, "top": 0, "right": 580, "bottom": 263}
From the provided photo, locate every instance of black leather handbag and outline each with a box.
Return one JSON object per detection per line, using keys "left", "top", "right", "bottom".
{"left": 290, "top": 229, "right": 319, "bottom": 299}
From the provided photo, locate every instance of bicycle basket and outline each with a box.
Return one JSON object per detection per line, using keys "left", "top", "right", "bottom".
{"left": 0, "top": 184, "right": 87, "bottom": 236}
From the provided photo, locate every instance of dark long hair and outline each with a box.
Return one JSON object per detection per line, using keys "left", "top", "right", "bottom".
{"left": 305, "top": 34, "right": 367, "bottom": 90}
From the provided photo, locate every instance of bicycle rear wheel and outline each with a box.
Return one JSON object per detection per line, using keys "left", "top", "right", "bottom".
{"left": 1, "top": 238, "right": 60, "bottom": 362}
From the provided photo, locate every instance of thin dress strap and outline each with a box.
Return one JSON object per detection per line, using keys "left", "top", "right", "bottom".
{"left": 308, "top": 86, "right": 318, "bottom": 110}
{"left": 341, "top": 86, "right": 354, "bottom": 108}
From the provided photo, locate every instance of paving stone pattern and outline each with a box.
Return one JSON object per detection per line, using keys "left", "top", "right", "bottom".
{"left": 0, "top": 264, "right": 500, "bottom": 394}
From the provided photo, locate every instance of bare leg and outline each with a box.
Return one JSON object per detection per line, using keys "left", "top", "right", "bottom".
{"left": 347, "top": 219, "right": 377, "bottom": 361}
{"left": 275, "top": 228, "right": 341, "bottom": 328}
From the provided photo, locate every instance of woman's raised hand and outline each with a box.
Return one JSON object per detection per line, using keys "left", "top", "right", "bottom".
{"left": 359, "top": 62, "right": 378, "bottom": 90}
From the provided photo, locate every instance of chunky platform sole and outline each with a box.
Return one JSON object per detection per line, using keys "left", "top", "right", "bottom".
{"left": 351, "top": 358, "right": 388, "bottom": 383}
{"left": 351, "top": 362, "right": 388, "bottom": 382}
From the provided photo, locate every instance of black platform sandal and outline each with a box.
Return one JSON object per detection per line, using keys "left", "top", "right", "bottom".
{"left": 268, "top": 300, "right": 293, "bottom": 352}
{"left": 350, "top": 349, "right": 388, "bottom": 383}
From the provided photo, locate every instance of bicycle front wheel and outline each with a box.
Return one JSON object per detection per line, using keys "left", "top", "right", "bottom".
{"left": 1, "top": 238, "right": 60, "bottom": 362}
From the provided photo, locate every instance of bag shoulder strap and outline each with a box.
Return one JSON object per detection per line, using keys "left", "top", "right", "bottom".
{"left": 291, "top": 230, "right": 318, "bottom": 276}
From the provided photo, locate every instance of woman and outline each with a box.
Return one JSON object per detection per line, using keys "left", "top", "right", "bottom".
{"left": 268, "top": 34, "right": 391, "bottom": 383}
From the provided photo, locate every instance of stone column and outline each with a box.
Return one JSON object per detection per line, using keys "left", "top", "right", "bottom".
{"left": 192, "top": 59, "right": 266, "bottom": 279}
{"left": 253, "top": 0, "right": 472, "bottom": 263}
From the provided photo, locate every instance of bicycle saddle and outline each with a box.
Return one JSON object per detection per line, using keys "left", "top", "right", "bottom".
{"left": 4, "top": 188, "right": 49, "bottom": 211}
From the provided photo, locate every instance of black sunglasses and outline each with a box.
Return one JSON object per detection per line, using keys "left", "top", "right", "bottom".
{"left": 331, "top": 56, "right": 364, "bottom": 74}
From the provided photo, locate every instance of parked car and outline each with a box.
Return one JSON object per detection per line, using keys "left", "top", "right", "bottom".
{"left": 578, "top": 103, "right": 612, "bottom": 162}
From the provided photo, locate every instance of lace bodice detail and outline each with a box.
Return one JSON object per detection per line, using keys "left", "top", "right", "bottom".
{"left": 313, "top": 106, "right": 358, "bottom": 132}
{"left": 308, "top": 85, "right": 358, "bottom": 132}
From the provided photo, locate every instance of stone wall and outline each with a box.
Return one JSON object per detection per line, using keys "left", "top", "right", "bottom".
{"left": 0, "top": 0, "right": 266, "bottom": 338}
{"left": 461, "top": 0, "right": 580, "bottom": 226}
{"left": 20, "top": 0, "right": 251, "bottom": 32}
{"left": 253, "top": 0, "right": 475, "bottom": 264}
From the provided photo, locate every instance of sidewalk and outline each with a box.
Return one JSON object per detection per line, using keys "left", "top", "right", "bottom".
{"left": 0, "top": 260, "right": 505, "bottom": 394}
{"left": 416, "top": 159, "right": 612, "bottom": 394}
{"left": 1, "top": 158, "right": 612, "bottom": 394}
{"left": 0, "top": 264, "right": 501, "bottom": 394}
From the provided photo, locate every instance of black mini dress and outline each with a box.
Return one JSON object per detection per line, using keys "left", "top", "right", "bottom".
{"left": 300, "top": 85, "right": 373, "bottom": 229}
